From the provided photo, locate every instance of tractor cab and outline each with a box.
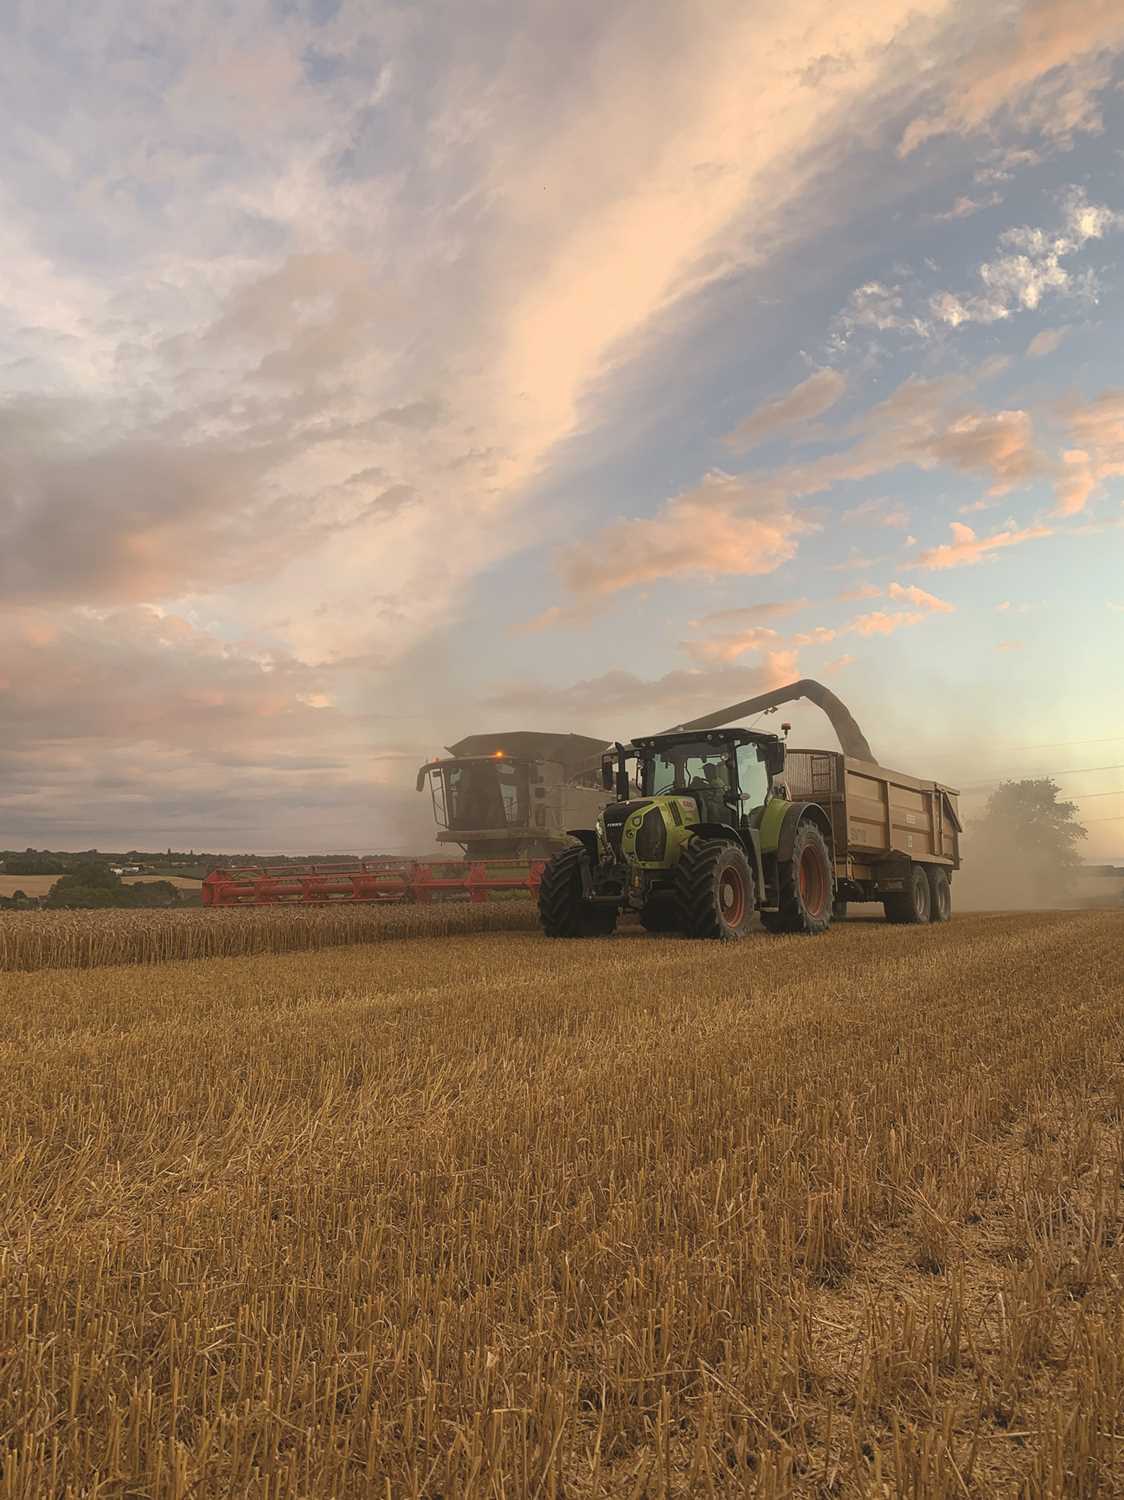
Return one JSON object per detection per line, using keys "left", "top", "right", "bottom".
{"left": 602, "top": 728, "right": 786, "bottom": 838}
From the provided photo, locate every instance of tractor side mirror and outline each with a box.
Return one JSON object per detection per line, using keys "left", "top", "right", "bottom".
{"left": 601, "top": 756, "right": 615, "bottom": 792}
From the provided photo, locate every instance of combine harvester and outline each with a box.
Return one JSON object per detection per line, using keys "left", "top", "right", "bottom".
{"left": 203, "top": 680, "right": 960, "bottom": 921}
{"left": 203, "top": 731, "right": 608, "bottom": 907}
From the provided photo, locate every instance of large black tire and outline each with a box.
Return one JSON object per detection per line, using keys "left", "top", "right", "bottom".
{"left": 538, "top": 846, "right": 618, "bottom": 937}
{"left": 884, "top": 864, "right": 931, "bottom": 925}
{"left": 763, "top": 820, "right": 834, "bottom": 936}
{"left": 639, "top": 894, "right": 679, "bottom": 933}
{"left": 673, "top": 839, "right": 756, "bottom": 941}
{"left": 926, "top": 866, "right": 951, "bottom": 923}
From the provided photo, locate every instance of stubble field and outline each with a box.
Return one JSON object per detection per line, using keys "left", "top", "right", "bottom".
{"left": 0, "top": 909, "right": 1121, "bottom": 1498}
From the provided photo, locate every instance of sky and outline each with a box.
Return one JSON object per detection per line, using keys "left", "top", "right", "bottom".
{"left": 1, "top": 0, "right": 1122, "bottom": 857}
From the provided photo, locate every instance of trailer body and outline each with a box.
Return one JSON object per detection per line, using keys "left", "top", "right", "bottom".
{"left": 783, "top": 747, "right": 960, "bottom": 903}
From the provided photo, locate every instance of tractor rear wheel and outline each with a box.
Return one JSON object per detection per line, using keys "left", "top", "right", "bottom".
{"left": 764, "top": 820, "right": 834, "bottom": 936}
{"left": 538, "top": 846, "right": 617, "bottom": 937}
{"left": 639, "top": 894, "right": 679, "bottom": 933}
{"left": 884, "top": 863, "right": 931, "bottom": 925}
{"left": 926, "top": 866, "right": 951, "bottom": 922}
{"left": 673, "top": 838, "right": 755, "bottom": 940}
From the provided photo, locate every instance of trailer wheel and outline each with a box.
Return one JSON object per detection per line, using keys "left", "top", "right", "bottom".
{"left": 926, "top": 866, "right": 951, "bottom": 923}
{"left": 764, "top": 821, "right": 834, "bottom": 936}
{"left": 674, "top": 838, "right": 755, "bottom": 940}
{"left": 639, "top": 894, "right": 679, "bottom": 933}
{"left": 832, "top": 898, "right": 849, "bottom": 921}
{"left": 538, "top": 846, "right": 617, "bottom": 937}
{"left": 884, "top": 864, "right": 931, "bottom": 925}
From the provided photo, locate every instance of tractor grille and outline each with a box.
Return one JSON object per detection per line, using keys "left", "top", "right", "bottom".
{"left": 635, "top": 806, "right": 667, "bottom": 862}
{"left": 601, "top": 799, "right": 650, "bottom": 861}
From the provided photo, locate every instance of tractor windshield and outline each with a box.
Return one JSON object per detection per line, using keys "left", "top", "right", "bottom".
{"left": 643, "top": 740, "right": 734, "bottom": 796}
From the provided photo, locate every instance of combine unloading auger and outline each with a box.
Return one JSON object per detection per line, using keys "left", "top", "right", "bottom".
{"left": 666, "top": 678, "right": 876, "bottom": 762}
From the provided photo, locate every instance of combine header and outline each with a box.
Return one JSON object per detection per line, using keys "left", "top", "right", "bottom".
{"left": 202, "top": 857, "right": 546, "bottom": 907}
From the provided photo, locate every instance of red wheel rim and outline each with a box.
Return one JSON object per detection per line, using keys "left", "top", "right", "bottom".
{"left": 719, "top": 867, "right": 746, "bottom": 926}
{"left": 798, "top": 845, "right": 828, "bottom": 917}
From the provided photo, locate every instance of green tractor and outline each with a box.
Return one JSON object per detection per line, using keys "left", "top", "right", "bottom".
{"left": 538, "top": 727, "right": 835, "bottom": 940}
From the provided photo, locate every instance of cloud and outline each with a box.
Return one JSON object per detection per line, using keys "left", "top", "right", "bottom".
{"left": 555, "top": 371, "right": 1050, "bottom": 603}
{"left": 725, "top": 367, "right": 846, "bottom": 451}
{"left": 886, "top": 581, "right": 955, "bottom": 612}
{"left": 791, "top": 626, "right": 840, "bottom": 647}
{"left": 1053, "top": 390, "right": 1124, "bottom": 516}
{"left": 835, "top": 582, "right": 883, "bottom": 602}
{"left": 1026, "top": 327, "right": 1069, "bottom": 357}
{"left": 849, "top": 610, "right": 926, "bottom": 636}
{"left": 995, "top": 640, "right": 1025, "bottom": 652}
{"left": 929, "top": 189, "right": 1122, "bottom": 332}
{"left": 912, "top": 520, "right": 1052, "bottom": 570}
{"left": 689, "top": 601, "right": 810, "bottom": 629}
{"left": 932, "top": 192, "right": 1003, "bottom": 221}
{"left": 2, "top": 0, "right": 984, "bottom": 677}
{"left": 683, "top": 626, "right": 781, "bottom": 664}
{"left": 898, "top": 0, "right": 1124, "bottom": 156}
{"left": 485, "top": 653, "right": 801, "bottom": 731}
{"left": 824, "top": 654, "right": 855, "bottom": 674}
{"left": 0, "top": 602, "right": 441, "bottom": 852}
{"left": 832, "top": 281, "right": 932, "bottom": 341}
{"left": 841, "top": 497, "right": 910, "bottom": 528}
{"left": 559, "top": 470, "right": 820, "bottom": 600}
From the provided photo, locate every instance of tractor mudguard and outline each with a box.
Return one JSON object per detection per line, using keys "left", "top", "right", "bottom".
{"left": 687, "top": 823, "right": 766, "bottom": 908}
{"left": 774, "top": 801, "right": 834, "bottom": 863}
{"left": 566, "top": 829, "right": 599, "bottom": 862}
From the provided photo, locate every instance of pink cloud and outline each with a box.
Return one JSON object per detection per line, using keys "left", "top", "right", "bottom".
{"left": 849, "top": 610, "right": 926, "bottom": 636}
{"left": 725, "top": 368, "right": 847, "bottom": 451}
{"left": 1053, "top": 391, "right": 1124, "bottom": 516}
{"left": 683, "top": 625, "right": 781, "bottom": 664}
{"left": 791, "top": 626, "right": 840, "bottom": 647}
{"left": 824, "top": 655, "right": 855, "bottom": 675}
{"left": 835, "top": 582, "right": 882, "bottom": 602}
{"left": 912, "top": 521, "right": 1052, "bottom": 570}
{"left": 559, "top": 471, "right": 819, "bottom": 600}
{"left": 899, "top": 0, "right": 1124, "bottom": 157}
{"left": 886, "top": 581, "right": 955, "bottom": 612}
{"left": 1026, "top": 327, "right": 1069, "bottom": 358}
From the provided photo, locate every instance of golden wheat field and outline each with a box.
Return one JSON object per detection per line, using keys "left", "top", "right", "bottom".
{"left": 0, "top": 902, "right": 540, "bottom": 972}
{"left": 0, "top": 909, "right": 1121, "bottom": 1499}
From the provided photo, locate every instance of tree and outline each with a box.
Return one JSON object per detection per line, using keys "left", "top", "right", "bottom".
{"left": 960, "top": 778, "right": 1087, "bottom": 910}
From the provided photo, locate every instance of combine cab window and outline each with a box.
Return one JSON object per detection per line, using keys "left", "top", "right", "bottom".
{"left": 442, "top": 762, "right": 529, "bottom": 830}
{"left": 735, "top": 743, "right": 770, "bottom": 811}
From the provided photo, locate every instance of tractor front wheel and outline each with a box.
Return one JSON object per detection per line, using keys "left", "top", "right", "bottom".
{"left": 538, "top": 846, "right": 617, "bottom": 937}
{"left": 764, "top": 821, "right": 834, "bottom": 936}
{"left": 674, "top": 838, "right": 756, "bottom": 940}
